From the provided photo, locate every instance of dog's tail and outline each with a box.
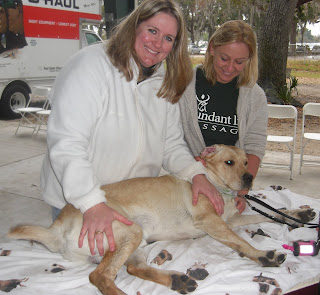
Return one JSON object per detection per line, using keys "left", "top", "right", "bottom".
{"left": 7, "top": 225, "right": 62, "bottom": 253}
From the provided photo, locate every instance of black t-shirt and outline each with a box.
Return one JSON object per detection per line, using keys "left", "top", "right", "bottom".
{"left": 196, "top": 67, "right": 239, "bottom": 146}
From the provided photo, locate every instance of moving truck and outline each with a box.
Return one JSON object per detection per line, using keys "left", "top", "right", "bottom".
{"left": 0, "top": 0, "right": 102, "bottom": 119}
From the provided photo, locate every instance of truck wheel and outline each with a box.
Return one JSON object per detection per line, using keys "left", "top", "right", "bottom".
{"left": 0, "top": 84, "right": 30, "bottom": 119}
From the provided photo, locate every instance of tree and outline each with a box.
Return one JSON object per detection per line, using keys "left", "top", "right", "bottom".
{"left": 258, "top": 0, "right": 300, "bottom": 104}
{"left": 257, "top": 0, "right": 319, "bottom": 104}
{"left": 180, "top": 0, "right": 197, "bottom": 43}
{"left": 298, "top": 1, "right": 320, "bottom": 43}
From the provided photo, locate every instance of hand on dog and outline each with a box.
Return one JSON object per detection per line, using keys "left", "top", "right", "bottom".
{"left": 235, "top": 196, "right": 246, "bottom": 214}
{"left": 78, "top": 202, "right": 133, "bottom": 255}
{"left": 192, "top": 174, "right": 224, "bottom": 216}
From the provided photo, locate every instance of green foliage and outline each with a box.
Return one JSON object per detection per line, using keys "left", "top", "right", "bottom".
{"left": 290, "top": 76, "right": 299, "bottom": 91}
{"left": 178, "top": 0, "right": 320, "bottom": 45}
{"left": 275, "top": 76, "right": 299, "bottom": 104}
{"left": 276, "top": 85, "right": 293, "bottom": 104}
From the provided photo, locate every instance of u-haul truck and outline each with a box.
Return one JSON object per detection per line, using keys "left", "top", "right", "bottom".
{"left": 0, "top": 0, "right": 102, "bottom": 119}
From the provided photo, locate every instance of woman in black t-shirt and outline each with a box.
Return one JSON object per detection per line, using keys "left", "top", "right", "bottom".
{"left": 180, "top": 20, "right": 268, "bottom": 214}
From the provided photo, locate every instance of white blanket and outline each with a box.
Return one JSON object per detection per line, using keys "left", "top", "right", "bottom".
{"left": 1, "top": 187, "right": 320, "bottom": 295}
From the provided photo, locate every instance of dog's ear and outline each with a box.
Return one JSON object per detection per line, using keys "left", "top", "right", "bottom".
{"left": 200, "top": 145, "right": 222, "bottom": 158}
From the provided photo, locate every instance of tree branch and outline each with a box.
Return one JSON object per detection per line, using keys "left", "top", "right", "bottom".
{"left": 297, "top": 0, "right": 313, "bottom": 8}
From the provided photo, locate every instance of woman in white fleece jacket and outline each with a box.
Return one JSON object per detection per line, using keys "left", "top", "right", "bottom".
{"left": 40, "top": 0, "right": 224, "bottom": 257}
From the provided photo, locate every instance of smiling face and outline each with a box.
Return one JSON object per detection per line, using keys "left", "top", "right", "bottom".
{"left": 134, "top": 12, "right": 178, "bottom": 68}
{"left": 210, "top": 42, "right": 250, "bottom": 84}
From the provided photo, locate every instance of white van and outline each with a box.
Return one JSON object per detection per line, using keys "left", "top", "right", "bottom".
{"left": 0, "top": 0, "right": 102, "bottom": 119}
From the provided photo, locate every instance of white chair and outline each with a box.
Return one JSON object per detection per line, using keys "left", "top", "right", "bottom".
{"left": 261, "top": 104, "right": 298, "bottom": 180}
{"left": 34, "top": 100, "right": 51, "bottom": 136}
{"left": 299, "top": 102, "right": 320, "bottom": 174}
{"left": 15, "top": 87, "right": 50, "bottom": 136}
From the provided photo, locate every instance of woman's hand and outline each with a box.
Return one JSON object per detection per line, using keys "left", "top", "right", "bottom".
{"left": 194, "top": 156, "right": 206, "bottom": 166}
{"left": 236, "top": 188, "right": 249, "bottom": 214}
{"left": 191, "top": 174, "right": 224, "bottom": 216}
{"left": 235, "top": 195, "right": 246, "bottom": 214}
{"left": 78, "top": 202, "right": 133, "bottom": 256}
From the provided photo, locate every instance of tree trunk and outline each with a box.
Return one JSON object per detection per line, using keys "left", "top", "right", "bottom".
{"left": 289, "top": 18, "right": 298, "bottom": 56}
{"left": 258, "top": 0, "right": 299, "bottom": 104}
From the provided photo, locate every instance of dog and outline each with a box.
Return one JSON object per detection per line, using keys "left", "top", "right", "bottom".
{"left": 8, "top": 144, "right": 315, "bottom": 295}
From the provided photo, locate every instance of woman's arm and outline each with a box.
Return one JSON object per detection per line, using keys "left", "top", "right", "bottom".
{"left": 236, "top": 86, "right": 268, "bottom": 213}
{"left": 162, "top": 102, "right": 224, "bottom": 215}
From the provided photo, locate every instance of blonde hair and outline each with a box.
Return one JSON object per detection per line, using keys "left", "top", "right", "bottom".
{"left": 106, "top": 0, "right": 192, "bottom": 103}
{"left": 203, "top": 20, "right": 258, "bottom": 87}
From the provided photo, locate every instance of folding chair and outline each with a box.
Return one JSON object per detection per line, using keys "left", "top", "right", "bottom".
{"left": 15, "top": 87, "right": 50, "bottom": 136}
{"left": 34, "top": 99, "right": 51, "bottom": 136}
{"left": 261, "top": 104, "right": 298, "bottom": 180}
{"left": 299, "top": 102, "right": 320, "bottom": 174}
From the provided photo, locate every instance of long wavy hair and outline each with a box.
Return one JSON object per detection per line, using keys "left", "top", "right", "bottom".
{"left": 203, "top": 20, "right": 258, "bottom": 87}
{"left": 106, "top": 0, "right": 192, "bottom": 103}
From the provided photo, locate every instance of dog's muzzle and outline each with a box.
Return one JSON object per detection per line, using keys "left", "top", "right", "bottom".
{"left": 242, "top": 173, "right": 253, "bottom": 188}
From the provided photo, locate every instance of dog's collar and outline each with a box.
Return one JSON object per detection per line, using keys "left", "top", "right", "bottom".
{"left": 216, "top": 186, "right": 237, "bottom": 198}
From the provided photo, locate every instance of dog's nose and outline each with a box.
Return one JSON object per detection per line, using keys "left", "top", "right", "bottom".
{"left": 242, "top": 173, "right": 253, "bottom": 187}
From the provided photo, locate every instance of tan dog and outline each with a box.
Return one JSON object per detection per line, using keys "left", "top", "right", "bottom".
{"left": 8, "top": 144, "right": 315, "bottom": 295}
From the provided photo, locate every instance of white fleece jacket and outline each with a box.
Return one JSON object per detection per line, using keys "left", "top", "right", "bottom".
{"left": 40, "top": 43, "right": 206, "bottom": 212}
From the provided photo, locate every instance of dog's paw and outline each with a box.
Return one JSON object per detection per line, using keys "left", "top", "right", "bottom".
{"left": 279, "top": 208, "right": 316, "bottom": 230}
{"left": 258, "top": 250, "right": 286, "bottom": 267}
{"left": 287, "top": 208, "right": 316, "bottom": 230}
{"left": 170, "top": 274, "right": 198, "bottom": 294}
{"left": 297, "top": 208, "right": 316, "bottom": 223}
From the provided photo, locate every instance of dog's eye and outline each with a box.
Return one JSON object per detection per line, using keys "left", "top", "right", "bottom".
{"left": 225, "top": 160, "right": 234, "bottom": 166}
{"left": 245, "top": 161, "right": 248, "bottom": 166}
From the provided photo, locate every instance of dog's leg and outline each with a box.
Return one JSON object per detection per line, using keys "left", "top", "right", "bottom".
{"left": 89, "top": 222, "right": 143, "bottom": 295}
{"left": 227, "top": 208, "right": 316, "bottom": 228}
{"left": 192, "top": 195, "right": 286, "bottom": 267}
{"left": 279, "top": 208, "right": 316, "bottom": 225}
{"left": 126, "top": 248, "right": 198, "bottom": 294}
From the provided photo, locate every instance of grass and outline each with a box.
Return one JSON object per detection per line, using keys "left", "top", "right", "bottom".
{"left": 190, "top": 55, "right": 205, "bottom": 66}
{"left": 287, "top": 59, "right": 320, "bottom": 79}
{"left": 190, "top": 55, "right": 320, "bottom": 79}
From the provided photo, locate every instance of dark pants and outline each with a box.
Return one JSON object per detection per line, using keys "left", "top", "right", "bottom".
{"left": 51, "top": 206, "right": 61, "bottom": 221}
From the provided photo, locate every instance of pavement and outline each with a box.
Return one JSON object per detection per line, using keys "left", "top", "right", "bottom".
{"left": 1, "top": 119, "right": 320, "bottom": 244}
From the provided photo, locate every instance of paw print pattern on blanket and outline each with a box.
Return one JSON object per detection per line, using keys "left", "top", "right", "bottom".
{"left": 0, "top": 250, "right": 11, "bottom": 256}
{"left": 152, "top": 249, "right": 173, "bottom": 265}
{"left": 246, "top": 228, "right": 271, "bottom": 238}
{"left": 270, "top": 185, "right": 285, "bottom": 191}
{"left": 253, "top": 273, "right": 282, "bottom": 295}
{"left": 45, "top": 263, "right": 66, "bottom": 273}
{"left": 0, "top": 278, "right": 28, "bottom": 293}
{"left": 253, "top": 193, "right": 267, "bottom": 199}
{"left": 186, "top": 262, "right": 209, "bottom": 281}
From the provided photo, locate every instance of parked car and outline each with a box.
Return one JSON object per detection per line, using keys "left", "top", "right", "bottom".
{"left": 296, "top": 45, "right": 310, "bottom": 54}
{"left": 188, "top": 44, "right": 201, "bottom": 55}
{"left": 199, "top": 44, "right": 207, "bottom": 55}
{"left": 312, "top": 45, "right": 320, "bottom": 54}
{"left": 296, "top": 45, "right": 306, "bottom": 53}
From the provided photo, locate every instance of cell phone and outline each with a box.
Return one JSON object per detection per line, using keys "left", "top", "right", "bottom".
{"left": 293, "top": 241, "right": 319, "bottom": 256}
